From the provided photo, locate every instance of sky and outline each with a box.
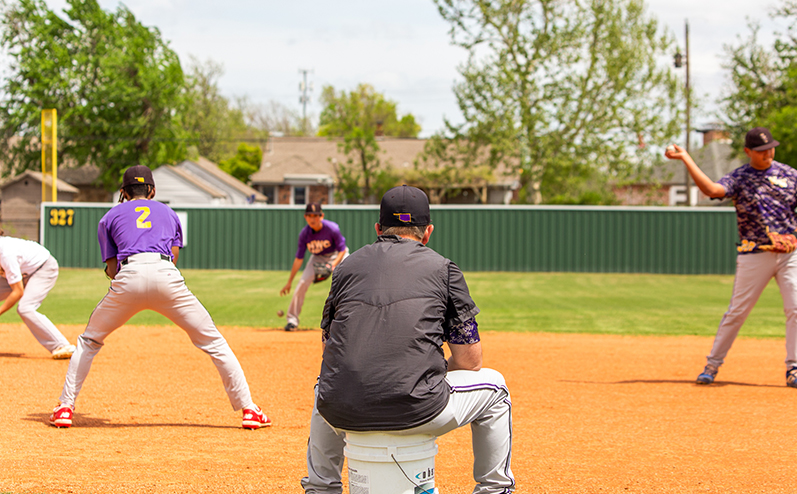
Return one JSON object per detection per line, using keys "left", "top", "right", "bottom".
{"left": 38, "top": 0, "right": 789, "bottom": 141}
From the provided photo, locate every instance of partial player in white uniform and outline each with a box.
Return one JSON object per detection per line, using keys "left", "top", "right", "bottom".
{"left": 0, "top": 235, "right": 74, "bottom": 359}
{"left": 49, "top": 165, "right": 271, "bottom": 429}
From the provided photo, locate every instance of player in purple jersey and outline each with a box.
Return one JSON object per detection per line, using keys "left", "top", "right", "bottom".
{"left": 667, "top": 127, "right": 797, "bottom": 387}
{"left": 279, "top": 203, "right": 348, "bottom": 331}
{"left": 49, "top": 165, "right": 271, "bottom": 429}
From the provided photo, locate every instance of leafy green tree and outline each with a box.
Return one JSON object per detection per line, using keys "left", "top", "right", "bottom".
{"left": 218, "top": 142, "right": 262, "bottom": 183}
{"left": 403, "top": 157, "right": 496, "bottom": 204}
{"left": 431, "top": 0, "right": 681, "bottom": 204}
{"left": 0, "top": 0, "right": 187, "bottom": 189}
{"left": 318, "top": 83, "right": 420, "bottom": 204}
{"left": 719, "top": 1, "right": 797, "bottom": 166}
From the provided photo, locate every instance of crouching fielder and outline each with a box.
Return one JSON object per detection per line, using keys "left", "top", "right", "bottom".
{"left": 0, "top": 235, "right": 74, "bottom": 359}
{"left": 50, "top": 165, "right": 271, "bottom": 430}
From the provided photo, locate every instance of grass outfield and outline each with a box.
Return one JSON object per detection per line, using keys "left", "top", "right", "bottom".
{"left": 9, "top": 268, "right": 789, "bottom": 338}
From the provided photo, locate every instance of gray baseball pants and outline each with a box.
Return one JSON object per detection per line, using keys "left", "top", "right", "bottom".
{"left": 0, "top": 255, "right": 70, "bottom": 353}
{"left": 707, "top": 251, "right": 797, "bottom": 367}
{"left": 287, "top": 248, "right": 349, "bottom": 327}
{"left": 302, "top": 368, "right": 515, "bottom": 494}
{"left": 58, "top": 253, "right": 253, "bottom": 410}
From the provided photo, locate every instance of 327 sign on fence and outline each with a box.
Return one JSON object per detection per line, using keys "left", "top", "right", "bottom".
{"left": 49, "top": 208, "right": 74, "bottom": 227}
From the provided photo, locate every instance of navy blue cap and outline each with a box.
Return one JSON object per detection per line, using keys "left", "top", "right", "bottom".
{"left": 745, "top": 127, "right": 779, "bottom": 151}
{"left": 305, "top": 203, "right": 323, "bottom": 214}
{"left": 379, "top": 185, "right": 430, "bottom": 227}
{"left": 121, "top": 165, "right": 155, "bottom": 188}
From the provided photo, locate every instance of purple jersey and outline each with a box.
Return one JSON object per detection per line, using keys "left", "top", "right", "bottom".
{"left": 718, "top": 161, "right": 797, "bottom": 253}
{"left": 295, "top": 219, "right": 346, "bottom": 259}
{"left": 98, "top": 200, "right": 183, "bottom": 262}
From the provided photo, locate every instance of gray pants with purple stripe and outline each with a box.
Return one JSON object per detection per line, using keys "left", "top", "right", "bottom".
{"left": 302, "top": 368, "right": 515, "bottom": 493}
{"left": 707, "top": 251, "right": 797, "bottom": 368}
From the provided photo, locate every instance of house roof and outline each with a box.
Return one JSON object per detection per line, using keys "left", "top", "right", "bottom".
{"left": 181, "top": 157, "right": 267, "bottom": 202}
{"left": 653, "top": 141, "right": 744, "bottom": 184}
{"left": 109, "top": 158, "right": 268, "bottom": 204}
{"left": 250, "top": 136, "right": 518, "bottom": 186}
{"left": 1, "top": 170, "right": 79, "bottom": 193}
{"left": 251, "top": 137, "right": 345, "bottom": 185}
{"left": 56, "top": 164, "right": 102, "bottom": 186}
{"left": 692, "top": 140, "right": 745, "bottom": 181}
{"left": 161, "top": 165, "right": 228, "bottom": 199}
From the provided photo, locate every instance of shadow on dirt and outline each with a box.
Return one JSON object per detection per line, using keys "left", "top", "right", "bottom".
{"left": 560, "top": 379, "right": 783, "bottom": 388}
{"left": 0, "top": 352, "right": 43, "bottom": 359}
{"left": 23, "top": 413, "right": 240, "bottom": 429}
{"left": 254, "top": 326, "right": 317, "bottom": 333}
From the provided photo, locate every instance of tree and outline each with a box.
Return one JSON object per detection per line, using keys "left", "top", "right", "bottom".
{"left": 719, "top": 0, "right": 797, "bottom": 166}
{"left": 318, "top": 83, "right": 420, "bottom": 204}
{"left": 182, "top": 58, "right": 267, "bottom": 164}
{"left": 219, "top": 142, "right": 262, "bottom": 183}
{"left": 240, "top": 99, "right": 311, "bottom": 137}
{"left": 0, "top": 0, "right": 187, "bottom": 189}
{"left": 431, "top": 0, "right": 681, "bottom": 204}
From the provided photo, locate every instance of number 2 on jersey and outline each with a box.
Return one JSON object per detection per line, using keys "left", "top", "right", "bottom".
{"left": 135, "top": 207, "right": 152, "bottom": 229}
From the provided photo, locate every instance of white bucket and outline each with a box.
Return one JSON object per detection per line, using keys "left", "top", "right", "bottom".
{"left": 343, "top": 432, "right": 438, "bottom": 494}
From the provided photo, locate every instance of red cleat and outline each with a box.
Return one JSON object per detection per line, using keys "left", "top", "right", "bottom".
{"left": 49, "top": 405, "right": 73, "bottom": 428}
{"left": 242, "top": 406, "right": 271, "bottom": 430}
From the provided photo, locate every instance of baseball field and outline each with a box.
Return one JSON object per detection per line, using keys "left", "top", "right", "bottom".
{"left": 2, "top": 269, "right": 796, "bottom": 493}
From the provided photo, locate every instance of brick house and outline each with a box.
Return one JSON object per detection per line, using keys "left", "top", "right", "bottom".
{"left": 57, "top": 164, "right": 111, "bottom": 202}
{"left": 249, "top": 136, "right": 518, "bottom": 205}
{"left": 0, "top": 170, "right": 78, "bottom": 241}
{"left": 613, "top": 128, "right": 742, "bottom": 206}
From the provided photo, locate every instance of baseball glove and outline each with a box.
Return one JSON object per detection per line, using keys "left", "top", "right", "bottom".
{"left": 759, "top": 227, "right": 797, "bottom": 253}
{"left": 313, "top": 262, "right": 333, "bottom": 283}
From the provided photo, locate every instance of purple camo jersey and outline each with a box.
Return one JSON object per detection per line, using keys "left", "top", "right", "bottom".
{"left": 295, "top": 219, "right": 346, "bottom": 259}
{"left": 717, "top": 161, "right": 797, "bottom": 254}
{"left": 444, "top": 318, "right": 481, "bottom": 344}
{"left": 98, "top": 200, "right": 183, "bottom": 262}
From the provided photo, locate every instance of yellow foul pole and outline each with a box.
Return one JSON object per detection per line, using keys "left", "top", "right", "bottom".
{"left": 41, "top": 109, "right": 58, "bottom": 202}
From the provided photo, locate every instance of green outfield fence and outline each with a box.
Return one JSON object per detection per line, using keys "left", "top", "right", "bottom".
{"left": 40, "top": 203, "right": 740, "bottom": 274}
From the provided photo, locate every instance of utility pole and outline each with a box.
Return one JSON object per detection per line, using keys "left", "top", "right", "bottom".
{"left": 674, "top": 19, "right": 691, "bottom": 206}
{"left": 299, "top": 69, "right": 313, "bottom": 135}
{"left": 685, "top": 20, "right": 691, "bottom": 206}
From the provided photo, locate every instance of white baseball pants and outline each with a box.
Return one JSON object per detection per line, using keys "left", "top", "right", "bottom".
{"left": 302, "top": 368, "right": 515, "bottom": 494}
{"left": 58, "top": 253, "right": 253, "bottom": 410}
{"left": 707, "top": 251, "right": 797, "bottom": 367}
{"left": 287, "top": 248, "right": 349, "bottom": 327}
{"left": 0, "top": 255, "right": 70, "bottom": 353}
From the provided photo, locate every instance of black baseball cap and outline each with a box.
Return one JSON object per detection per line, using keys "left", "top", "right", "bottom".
{"left": 305, "top": 203, "right": 323, "bottom": 214}
{"left": 379, "top": 185, "right": 430, "bottom": 227}
{"left": 745, "top": 127, "right": 780, "bottom": 151}
{"left": 121, "top": 165, "right": 155, "bottom": 188}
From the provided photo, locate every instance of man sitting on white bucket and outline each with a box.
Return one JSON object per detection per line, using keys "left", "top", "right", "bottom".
{"left": 301, "top": 185, "right": 515, "bottom": 494}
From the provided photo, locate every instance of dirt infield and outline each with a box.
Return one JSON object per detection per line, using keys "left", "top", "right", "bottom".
{"left": 2, "top": 322, "right": 797, "bottom": 493}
